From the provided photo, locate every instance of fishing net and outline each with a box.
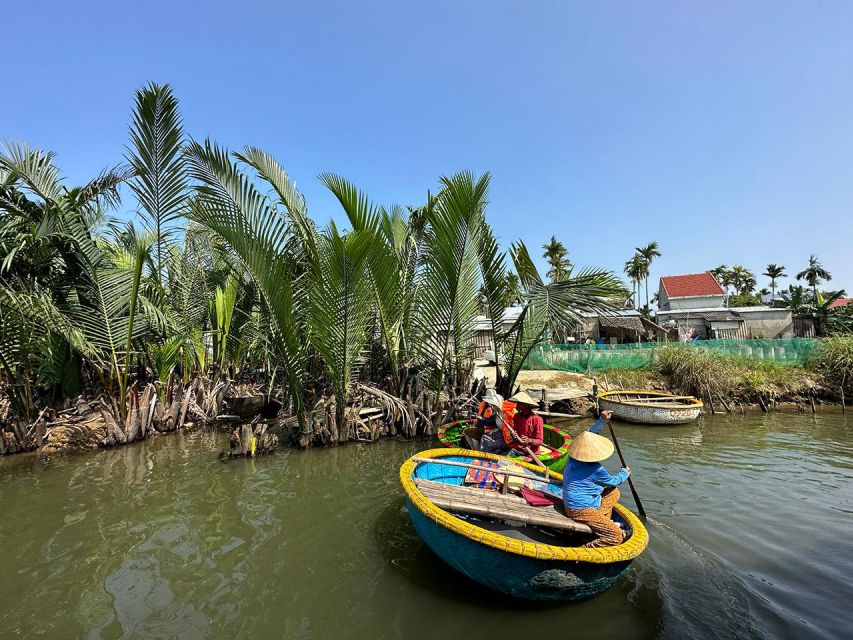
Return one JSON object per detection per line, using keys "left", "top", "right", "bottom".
{"left": 524, "top": 338, "right": 821, "bottom": 373}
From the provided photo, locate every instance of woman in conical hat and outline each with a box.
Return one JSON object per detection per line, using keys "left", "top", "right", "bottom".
{"left": 562, "top": 410, "right": 632, "bottom": 548}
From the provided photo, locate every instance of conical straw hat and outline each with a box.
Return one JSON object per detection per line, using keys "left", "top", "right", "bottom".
{"left": 509, "top": 391, "right": 539, "bottom": 406}
{"left": 567, "top": 431, "right": 615, "bottom": 463}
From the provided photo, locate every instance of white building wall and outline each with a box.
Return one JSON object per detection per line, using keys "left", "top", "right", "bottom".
{"left": 666, "top": 295, "right": 726, "bottom": 310}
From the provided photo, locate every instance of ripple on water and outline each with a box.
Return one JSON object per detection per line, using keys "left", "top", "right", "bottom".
{"left": 0, "top": 414, "right": 850, "bottom": 639}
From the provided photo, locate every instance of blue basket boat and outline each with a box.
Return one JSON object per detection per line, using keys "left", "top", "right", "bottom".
{"left": 400, "top": 448, "right": 649, "bottom": 602}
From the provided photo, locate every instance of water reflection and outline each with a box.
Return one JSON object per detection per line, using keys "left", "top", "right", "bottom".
{"left": 0, "top": 413, "right": 850, "bottom": 639}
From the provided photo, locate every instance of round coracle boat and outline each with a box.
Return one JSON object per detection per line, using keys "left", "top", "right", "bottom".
{"left": 400, "top": 448, "right": 649, "bottom": 601}
{"left": 436, "top": 418, "right": 571, "bottom": 471}
{"left": 597, "top": 390, "right": 703, "bottom": 425}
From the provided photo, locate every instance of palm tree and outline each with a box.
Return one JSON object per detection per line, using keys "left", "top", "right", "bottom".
{"left": 781, "top": 284, "right": 810, "bottom": 316}
{"left": 126, "top": 82, "right": 188, "bottom": 290}
{"left": 729, "top": 265, "right": 756, "bottom": 296}
{"left": 542, "top": 236, "right": 570, "bottom": 283}
{"left": 709, "top": 265, "right": 728, "bottom": 282}
{"left": 624, "top": 254, "right": 645, "bottom": 310}
{"left": 484, "top": 243, "right": 626, "bottom": 397}
{"left": 186, "top": 140, "right": 312, "bottom": 427}
{"left": 763, "top": 264, "right": 787, "bottom": 301}
{"left": 635, "top": 241, "right": 661, "bottom": 309}
{"left": 504, "top": 272, "right": 522, "bottom": 306}
{"left": 796, "top": 255, "right": 831, "bottom": 301}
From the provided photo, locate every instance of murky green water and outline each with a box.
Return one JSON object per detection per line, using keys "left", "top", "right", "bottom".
{"left": 0, "top": 411, "right": 850, "bottom": 639}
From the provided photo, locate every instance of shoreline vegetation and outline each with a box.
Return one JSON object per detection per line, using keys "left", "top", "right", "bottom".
{"left": 1, "top": 83, "right": 851, "bottom": 459}
{"left": 0, "top": 82, "right": 628, "bottom": 457}
{"left": 598, "top": 340, "right": 851, "bottom": 413}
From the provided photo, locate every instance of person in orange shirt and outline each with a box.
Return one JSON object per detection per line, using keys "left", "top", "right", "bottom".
{"left": 461, "top": 391, "right": 503, "bottom": 448}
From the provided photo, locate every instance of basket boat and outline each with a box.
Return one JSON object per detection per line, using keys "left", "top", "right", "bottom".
{"left": 400, "top": 448, "right": 649, "bottom": 601}
{"left": 597, "top": 390, "right": 703, "bottom": 425}
{"left": 437, "top": 418, "right": 571, "bottom": 471}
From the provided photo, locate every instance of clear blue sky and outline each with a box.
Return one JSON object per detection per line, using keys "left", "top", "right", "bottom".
{"left": 5, "top": 1, "right": 852, "bottom": 297}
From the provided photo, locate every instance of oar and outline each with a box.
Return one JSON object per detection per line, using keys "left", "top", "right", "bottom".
{"left": 494, "top": 410, "right": 550, "bottom": 476}
{"left": 606, "top": 419, "right": 647, "bottom": 520}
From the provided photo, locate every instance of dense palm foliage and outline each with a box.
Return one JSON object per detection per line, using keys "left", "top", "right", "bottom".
{"left": 0, "top": 83, "right": 627, "bottom": 449}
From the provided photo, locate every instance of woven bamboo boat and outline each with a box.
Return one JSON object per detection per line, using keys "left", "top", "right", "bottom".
{"left": 436, "top": 419, "right": 571, "bottom": 471}
{"left": 400, "top": 448, "right": 649, "bottom": 601}
{"left": 597, "top": 390, "right": 703, "bottom": 425}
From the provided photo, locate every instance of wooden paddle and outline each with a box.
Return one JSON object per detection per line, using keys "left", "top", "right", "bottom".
{"left": 493, "top": 408, "right": 550, "bottom": 475}
{"left": 606, "top": 419, "right": 647, "bottom": 520}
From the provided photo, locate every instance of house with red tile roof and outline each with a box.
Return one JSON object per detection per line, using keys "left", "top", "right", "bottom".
{"left": 658, "top": 272, "right": 726, "bottom": 311}
{"left": 829, "top": 297, "right": 852, "bottom": 310}
{"left": 655, "top": 272, "right": 794, "bottom": 339}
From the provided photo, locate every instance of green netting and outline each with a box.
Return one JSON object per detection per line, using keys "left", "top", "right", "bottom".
{"left": 524, "top": 338, "right": 821, "bottom": 373}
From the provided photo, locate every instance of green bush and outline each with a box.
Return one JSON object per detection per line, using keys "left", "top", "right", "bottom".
{"left": 812, "top": 336, "right": 853, "bottom": 395}
{"left": 655, "top": 345, "right": 819, "bottom": 401}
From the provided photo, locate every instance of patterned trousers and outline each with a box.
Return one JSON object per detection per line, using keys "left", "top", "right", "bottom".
{"left": 565, "top": 487, "right": 626, "bottom": 548}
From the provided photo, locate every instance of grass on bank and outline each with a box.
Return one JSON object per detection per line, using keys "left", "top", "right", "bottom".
{"left": 601, "top": 338, "right": 853, "bottom": 403}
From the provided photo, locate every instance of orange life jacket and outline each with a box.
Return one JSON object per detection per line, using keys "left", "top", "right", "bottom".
{"left": 478, "top": 400, "right": 516, "bottom": 436}
{"left": 497, "top": 400, "right": 517, "bottom": 442}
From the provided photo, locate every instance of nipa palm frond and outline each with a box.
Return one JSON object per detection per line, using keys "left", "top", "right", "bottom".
{"left": 309, "top": 223, "right": 374, "bottom": 418}
{"left": 185, "top": 140, "right": 308, "bottom": 416}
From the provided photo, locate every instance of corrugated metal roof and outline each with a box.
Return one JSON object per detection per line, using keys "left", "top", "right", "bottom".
{"left": 659, "top": 310, "right": 743, "bottom": 322}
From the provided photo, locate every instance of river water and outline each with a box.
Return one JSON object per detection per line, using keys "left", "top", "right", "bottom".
{"left": 0, "top": 411, "right": 850, "bottom": 639}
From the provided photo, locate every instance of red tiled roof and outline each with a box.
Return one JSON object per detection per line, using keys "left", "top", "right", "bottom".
{"left": 660, "top": 272, "right": 725, "bottom": 298}
{"left": 829, "top": 297, "right": 852, "bottom": 309}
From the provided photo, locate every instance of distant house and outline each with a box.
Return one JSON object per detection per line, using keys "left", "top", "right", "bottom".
{"left": 573, "top": 310, "right": 668, "bottom": 344}
{"left": 655, "top": 272, "right": 793, "bottom": 339}
{"left": 829, "top": 297, "right": 853, "bottom": 310}
{"left": 472, "top": 306, "right": 666, "bottom": 357}
{"left": 657, "top": 272, "right": 726, "bottom": 311}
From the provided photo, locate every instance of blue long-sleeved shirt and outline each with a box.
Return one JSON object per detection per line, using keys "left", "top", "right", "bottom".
{"left": 562, "top": 459, "right": 629, "bottom": 510}
{"left": 588, "top": 418, "right": 606, "bottom": 434}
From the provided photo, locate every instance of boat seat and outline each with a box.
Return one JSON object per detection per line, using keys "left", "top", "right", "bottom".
{"left": 414, "top": 478, "right": 592, "bottom": 534}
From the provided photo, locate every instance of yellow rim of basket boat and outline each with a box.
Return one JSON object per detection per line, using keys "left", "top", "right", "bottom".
{"left": 400, "top": 448, "right": 649, "bottom": 564}
{"left": 597, "top": 390, "right": 704, "bottom": 408}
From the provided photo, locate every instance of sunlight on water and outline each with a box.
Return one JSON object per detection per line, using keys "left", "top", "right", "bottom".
{"left": 0, "top": 412, "right": 849, "bottom": 639}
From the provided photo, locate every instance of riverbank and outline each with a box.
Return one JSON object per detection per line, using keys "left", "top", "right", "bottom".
{"left": 4, "top": 339, "right": 849, "bottom": 459}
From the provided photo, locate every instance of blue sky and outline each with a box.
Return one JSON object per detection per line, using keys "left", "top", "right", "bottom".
{"left": 4, "top": 1, "right": 851, "bottom": 296}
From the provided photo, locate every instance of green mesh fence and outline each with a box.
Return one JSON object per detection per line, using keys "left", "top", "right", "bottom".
{"left": 524, "top": 338, "right": 821, "bottom": 373}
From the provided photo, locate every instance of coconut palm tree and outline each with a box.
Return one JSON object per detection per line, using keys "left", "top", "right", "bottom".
{"left": 624, "top": 254, "right": 645, "bottom": 310}
{"left": 729, "top": 265, "right": 757, "bottom": 296}
{"left": 635, "top": 241, "right": 661, "bottom": 310}
{"left": 542, "top": 235, "right": 571, "bottom": 283}
{"left": 504, "top": 272, "right": 522, "bottom": 306}
{"left": 796, "top": 255, "right": 831, "bottom": 301}
{"left": 763, "top": 264, "right": 787, "bottom": 300}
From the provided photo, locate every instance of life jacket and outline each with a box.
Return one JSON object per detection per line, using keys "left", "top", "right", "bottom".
{"left": 478, "top": 401, "right": 516, "bottom": 436}
{"left": 497, "top": 400, "right": 518, "bottom": 443}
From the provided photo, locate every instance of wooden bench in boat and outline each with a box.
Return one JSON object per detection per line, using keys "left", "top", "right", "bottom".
{"left": 414, "top": 479, "right": 592, "bottom": 535}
